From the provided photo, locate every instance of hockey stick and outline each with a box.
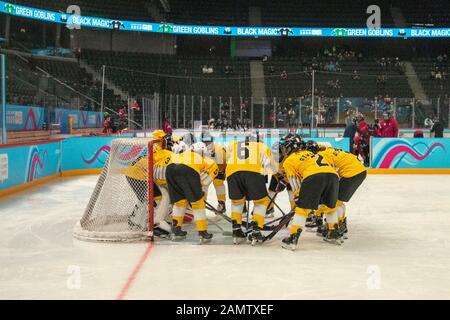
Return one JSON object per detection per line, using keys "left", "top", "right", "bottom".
{"left": 208, "top": 218, "right": 233, "bottom": 236}
{"left": 262, "top": 210, "right": 295, "bottom": 242}
{"left": 205, "top": 200, "right": 276, "bottom": 232}
{"left": 205, "top": 201, "right": 233, "bottom": 223}
{"left": 266, "top": 192, "right": 288, "bottom": 217}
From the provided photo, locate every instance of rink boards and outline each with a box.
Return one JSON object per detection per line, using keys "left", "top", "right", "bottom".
{"left": 1, "top": 134, "right": 450, "bottom": 196}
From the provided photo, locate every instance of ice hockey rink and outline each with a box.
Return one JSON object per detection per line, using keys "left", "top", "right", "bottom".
{"left": 1, "top": 173, "right": 450, "bottom": 300}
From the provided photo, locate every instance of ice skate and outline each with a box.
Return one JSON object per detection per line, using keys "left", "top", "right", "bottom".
{"left": 232, "top": 220, "right": 247, "bottom": 244}
{"left": 248, "top": 223, "right": 264, "bottom": 246}
{"left": 171, "top": 220, "right": 187, "bottom": 241}
{"left": 306, "top": 214, "right": 323, "bottom": 231}
{"left": 281, "top": 229, "right": 302, "bottom": 251}
{"left": 323, "top": 224, "right": 342, "bottom": 245}
{"left": 198, "top": 231, "right": 213, "bottom": 244}
{"left": 316, "top": 222, "right": 328, "bottom": 238}
{"left": 153, "top": 225, "right": 171, "bottom": 239}
{"left": 339, "top": 217, "right": 348, "bottom": 240}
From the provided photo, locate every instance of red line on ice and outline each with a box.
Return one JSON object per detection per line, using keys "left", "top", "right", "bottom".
{"left": 116, "top": 242, "right": 154, "bottom": 300}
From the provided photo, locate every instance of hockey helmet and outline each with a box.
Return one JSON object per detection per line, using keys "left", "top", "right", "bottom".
{"left": 305, "top": 140, "right": 320, "bottom": 154}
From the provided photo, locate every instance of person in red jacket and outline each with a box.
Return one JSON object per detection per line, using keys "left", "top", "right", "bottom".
{"left": 379, "top": 112, "right": 399, "bottom": 137}
{"left": 162, "top": 117, "right": 173, "bottom": 135}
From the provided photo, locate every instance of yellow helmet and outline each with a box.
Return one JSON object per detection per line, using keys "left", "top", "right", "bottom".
{"left": 153, "top": 130, "right": 166, "bottom": 140}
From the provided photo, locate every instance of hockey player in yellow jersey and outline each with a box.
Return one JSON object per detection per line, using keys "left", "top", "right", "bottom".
{"left": 226, "top": 134, "right": 276, "bottom": 245}
{"left": 305, "top": 140, "right": 367, "bottom": 239}
{"left": 123, "top": 129, "right": 173, "bottom": 237}
{"left": 267, "top": 137, "right": 297, "bottom": 217}
{"left": 166, "top": 142, "right": 218, "bottom": 243}
{"left": 281, "top": 135, "right": 339, "bottom": 250}
{"left": 201, "top": 132, "right": 227, "bottom": 214}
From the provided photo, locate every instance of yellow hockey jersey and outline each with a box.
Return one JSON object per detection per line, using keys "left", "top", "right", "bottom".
{"left": 318, "top": 148, "right": 366, "bottom": 178}
{"left": 123, "top": 147, "right": 172, "bottom": 185}
{"left": 225, "top": 141, "right": 273, "bottom": 177}
{"left": 283, "top": 150, "right": 337, "bottom": 191}
{"left": 171, "top": 150, "right": 218, "bottom": 180}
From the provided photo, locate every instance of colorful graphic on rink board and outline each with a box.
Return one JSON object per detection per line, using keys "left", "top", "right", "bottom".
{"left": 371, "top": 138, "right": 449, "bottom": 169}
{"left": 0, "top": 135, "right": 349, "bottom": 192}
{"left": 1, "top": 1, "right": 450, "bottom": 38}
{"left": 4, "top": 105, "right": 103, "bottom": 131}
{"left": 0, "top": 141, "right": 61, "bottom": 190}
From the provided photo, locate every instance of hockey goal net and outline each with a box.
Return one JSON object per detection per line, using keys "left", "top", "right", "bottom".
{"left": 73, "top": 138, "right": 158, "bottom": 242}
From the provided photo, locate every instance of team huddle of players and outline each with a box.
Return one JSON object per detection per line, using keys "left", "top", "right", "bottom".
{"left": 125, "top": 129, "right": 367, "bottom": 251}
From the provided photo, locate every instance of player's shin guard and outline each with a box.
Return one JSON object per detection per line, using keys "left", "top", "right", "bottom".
{"left": 231, "top": 198, "right": 246, "bottom": 244}
{"left": 289, "top": 207, "right": 308, "bottom": 234}
{"left": 323, "top": 206, "right": 343, "bottom": 245}
{"left": 282, "top": 207, "right": 308, "bottom": 250}
{"left": 191, "top": 199, "right": 212, "bottom": 243}
{"left": 336, "top": 201, "right": 348, "bottom": 239}
{"left": 171, "top": 200, "right": 188, "bottom": 240}
{"left": 250, "top": 197, "right": 269, "bottom": 245}
{"left": 288, "top": 190, "right": 295, "bottom": 209}
{"left": 213, "top": 179, "right": 226, "bottom": 202}
{"left": 253, "top": 197, "right": 269, "bottom": 229}
{"left": 213, "top": 179, "right": 226, "bottom": 214}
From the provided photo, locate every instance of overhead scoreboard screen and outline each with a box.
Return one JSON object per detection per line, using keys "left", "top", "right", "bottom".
{"left": 1, "top": 1, "right": 450, "bottom": 38}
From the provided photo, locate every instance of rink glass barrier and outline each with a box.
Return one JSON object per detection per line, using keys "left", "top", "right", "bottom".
{"left": 158, "top": 94, "right": 450, "bottom": 131}
{"left": 0, "top": 135, "right": 347, "bottom": 195}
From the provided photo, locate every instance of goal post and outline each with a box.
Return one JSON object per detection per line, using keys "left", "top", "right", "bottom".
{"left": 73, "top": 138, "right": 160, "bottom": 242}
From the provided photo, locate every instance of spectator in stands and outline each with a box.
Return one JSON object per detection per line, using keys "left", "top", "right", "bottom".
{"left": 117, "top": 107, "right": 128, "bottom": 132}
{"left": 431, "top": 118, "right": 444, "bottom": 137}
{"left": 371, "top": 119, "right": 382, "bottom": 137}
{"left": 131, "top": 100, "right": 141, "bottom": 112}
{"left": 379, "top": 112, "right": 399, "bottom": 137}
{"left": 163, "top": 117, "right": 173, "bottom": 135}
{"left": 352, "top": 70, "right": 360, "bottom": 80}
{"left": 413, "top": 129, "right": 424, "bottom": 138}
{"left": 280, "top": 70, "right": 288, "bottom": 80}
{"left": 224, "top": 65, "right": 233, "bottom": 75}
{"left": 269, "top": 65, "right": 275, "bottom": 74}
{"left": 288, "top": 107, "right": 296, "bottom": 127}
{"left": 357, "top": 52, "right": 363, "bottom": 63}
{"left": 344, "top": 117, "right": 357, "bottom": 152}
{"left": 103, "top": 116, "right": 113, "bottom": 135}
{"left": 74, "top": 47, "right": 81, "bottom": 64}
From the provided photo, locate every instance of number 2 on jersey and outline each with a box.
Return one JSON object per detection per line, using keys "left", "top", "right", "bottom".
{"left": 316, "top": 155, "right": 329, "bottom": 167}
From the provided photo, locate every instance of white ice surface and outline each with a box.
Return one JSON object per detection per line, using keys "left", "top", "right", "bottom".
{"left": 1, "top": 174, "right": 450, "bottom": 299}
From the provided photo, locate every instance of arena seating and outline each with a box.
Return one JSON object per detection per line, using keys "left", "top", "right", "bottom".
{"left": 263, "top": 55, "right": 413, "bottom": 98}
{"left": 401, "top": 0, "right": 450, "bottom": 27}
{"left": 12, "top": 0, "right": 152, "bottom": 21}
{"left": 260, "top": 1, "right": 394, "bottom": 27}
{"left": 83, "top": 49, "right": 252, "bottom": 98}
{"left": 5, "top": 53, "right": 124, "bottom": 110}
